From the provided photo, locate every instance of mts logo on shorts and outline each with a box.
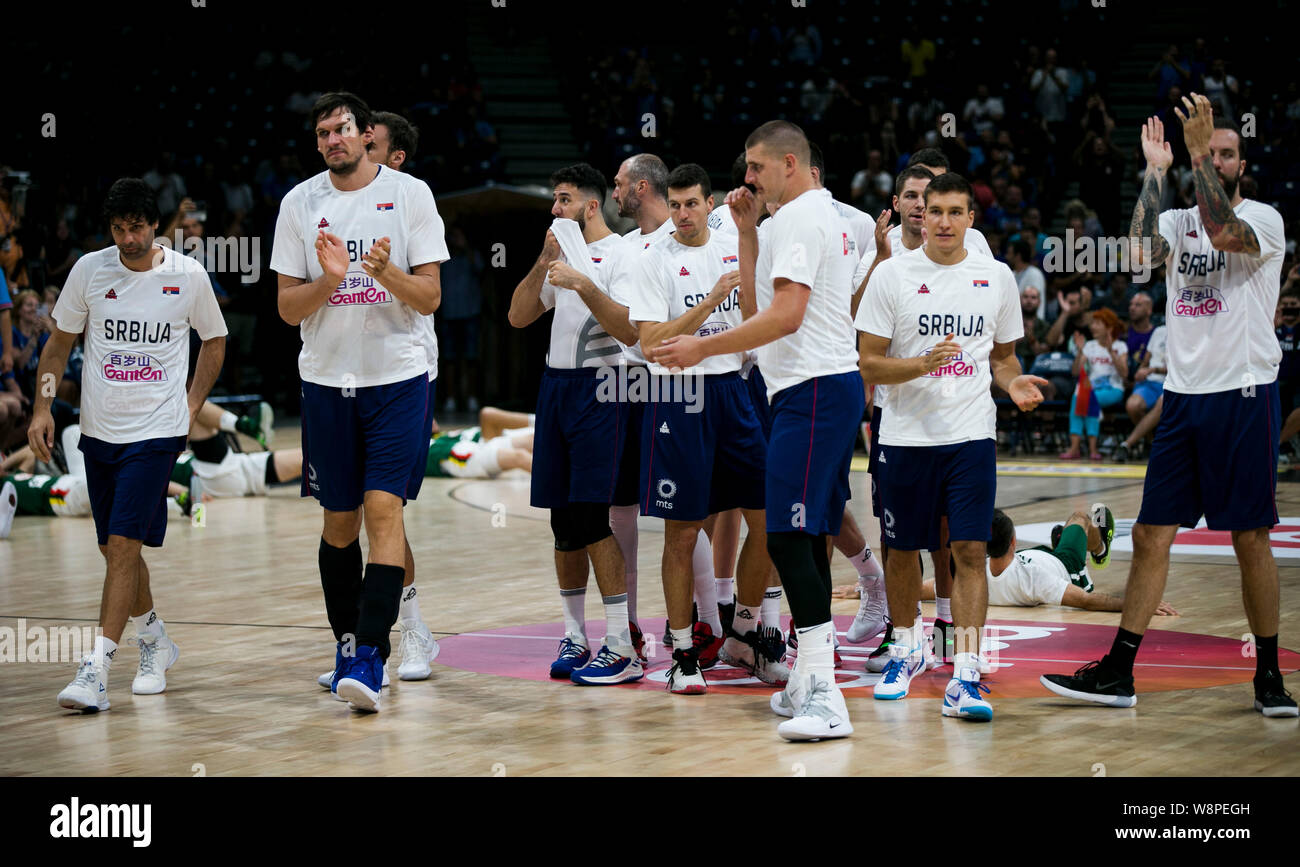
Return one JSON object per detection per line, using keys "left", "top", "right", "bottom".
{"left": 328, "top": 273, "right": 391, "bottom": 307}
{"left": 1172, "top": 285, "right": 1228, "bottom": 318}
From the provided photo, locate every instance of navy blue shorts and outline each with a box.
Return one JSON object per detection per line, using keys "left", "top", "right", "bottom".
{"left": 531, "top": 366, "right": 626, "bottom": 508}
{"left": 81, "top": 434, "right": 186, "bottom": 547}
{"left": 641, "top": 372, "right": 767, "bottom": 521}
{"left": 403, "top": 376, "right": 438, "bottom": 502}
{"left": 1138, "top": 383, "right": 1280, "bottom": 531}
{"left": 868, "top": 404, "right": 885, "bottom": 519}
{"left": 876, "top": 439, "right": 996, "bottom": 551}
{"left": 300, "top": 373, "right": 430, "bottom": 512}
{"left": 765, "top": 371, "right": 864, "bottom": 536}
{"left": 745, "top": 366, "right": 773, "bottom": 439}
{"left": 612, "top": 371, "right": 646, "bottom": 508}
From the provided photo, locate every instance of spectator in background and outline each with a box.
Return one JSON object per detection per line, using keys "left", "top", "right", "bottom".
{"left": 1061, "top": 307, "right": 1128, "bottom": 462}
{"left": 786, "top": 23, "right": 822, "bottom": 67}
{"left": 36, "top": 285, "right": 60, "bottom": 323}
{"left": 7, "top": 290, "right": 49, "bottom": 404}
{"left": 1119, "top": 293, "right": 1167, "bottom": 456}
{"left": 964, "top": 84, "right": 1005, "bottom": 136}
{"left": 0, "top": 187, "right": 26, "bottom": 290}
{"left": 0, "top": 268, "right": 11, "bottom": 374}
{"left": 1275, "top": 288, "right": 1300, "bottom": 434}
{"left": 1046, "top": 284, "right": 1090, "bottom": 350}
{"left": 901, "top": 23, "right": 935, "bottom": 79}
{"left": 1018, "top": 286, "right": 1053, "bottom": 396}
{"left": 142, "top": 152, "right": 187, "bottom": 219}
{"left": 1149, "top": 44, "right": 1190, "bottom": 103}
{"left": 1202, "top": 58, "right": 1239, "bottom": 117}
{"left": 42, "top": 219, "right": 82, "bottom": 286}
{"left": 1075, "top": 132, "right": 1125, "bottom": 233}
{"left": 1008, "top": 238, "right": 1047, "bottom": 303}
{"left": 1030, "top": 48, "right": 1071, "bottom": 127}
{"left": 1011, "top": 207, "right": 1050, "bottom": 263}
{"left": 438, "top": 226, "right": 484, "bottom": 414}
{"left": 222, "top": 163, "right": 254, "bottom": 228}
{"left": 851, "top": 150, "right": 892, "bottom": 216}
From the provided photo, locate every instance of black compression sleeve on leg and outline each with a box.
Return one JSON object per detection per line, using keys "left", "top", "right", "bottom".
{"left": 551, "top": 502, "right": 613, "bottom": 551}
{"left": 768, "top": 531, "right": 832, "bottom": 627}
{"left": 811, "top": 534, "right": 833, "bottom": 598}
{"left": 319, "top": 538, "right": 363, "bottom": 643}
{"left": 355, "top": 563, "right": 406, "bottom": 660}
{"left": 264, "top": 453, "right": 281, "bottom": 485}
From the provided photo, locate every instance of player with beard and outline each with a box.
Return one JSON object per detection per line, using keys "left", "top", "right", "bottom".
{"left": 273, "top": 92, "right": 448, "bottom": 713}
{"left": 509, "top": 163, "right": 644, "bottom": 685}
{"left": 1043, "top": 100, "right": 1296, "bottom": 717}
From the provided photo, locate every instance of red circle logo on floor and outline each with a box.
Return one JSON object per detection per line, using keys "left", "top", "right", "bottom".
{"left": 435, "top": 616, "right": 1298, "bottom": 698}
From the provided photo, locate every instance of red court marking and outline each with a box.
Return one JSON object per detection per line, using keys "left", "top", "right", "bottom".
{"left": 1178, "top": 525, "right": 1300, "bottom": 548}
{"left": 435, "top": 617, "right": 1299, "bottom": 699}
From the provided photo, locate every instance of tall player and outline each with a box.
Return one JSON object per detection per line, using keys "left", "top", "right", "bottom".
{"left": 273, "top": 92, "right": 448, "bottom": 713}
{"left": 331, "top": 107, "right": 444, "bottom": 683}
{"left": 28, "top": 178, "right": 227, "bottom": 711}
{"left": 508, "top": 162, "right": 643, "bottom": 685}
{"left": 856, "top": 171, "right": 1045, "bottom": 721}
{"left": 630, "top": 163, "right": 776, "bottom": 694}
{"left": 655, "top": 120, "right": 862, "bottom": 740}
{"left": 1042, "top": 98, "right": 1297, "bottom": 717}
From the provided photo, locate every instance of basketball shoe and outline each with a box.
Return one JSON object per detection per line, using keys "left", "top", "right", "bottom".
{"left": 846, "top": 576, "right": 887, "bottom": 644}
{"left": 0, "top": 480, "right": 17, "bottom": 540}
{"left": 319, "top": 642, "right": 390, "bottom": 691}
{"left": 549, "top": 636, "right": 591, "bottom": 679}
{"left": 692, "top": 622, "right": 724, "bottom": 670}
{"left": 57, "top": 654, "right": 111, "bottom": 712}
{"left": 777, "top": 674, "right": 853, "bottom": 741}
{"left": 1254, "top": 671, "right": 1299, "bottom": 717}
{"left": 1040, "top": 658, "right": 1136, "bottom": 707}
{"left": 570, "top": 642, "right": 644, "bottom": 685}
{"left": 865, "top": 620, "right": 895, "bottom": 673}
{"left": 666, "top": 647, "right": 707, "bottom": 695}
{"left": 942, "top": 665, "right": 993, "bottom": 720}
{"left": 873, "top": 641, "right": 926, "bottom": 700}
{"left": 397, "top": 621, "right": 440, "bottom": 680}
{"left": 1090, "top": 504, "right": 1115, "bottom": 569}
{"left": 131, "top": 633, "right": 179, "bottom": 695}
{"left": 336, "top": 645, "right": 385, "bottom": 712}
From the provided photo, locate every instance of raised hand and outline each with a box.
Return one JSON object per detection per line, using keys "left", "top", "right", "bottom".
{"left": 1009, "top": 374, "right": 1049, "bottom": 411}
{"left": 1140, "top": 116, "right": 1174, "bottom": 172}
{"left": 875, "top": 208, "right": 893, "bottom": 259}
{"left": 726, "top": 186, "right": 758, "bottom": 231}
{"left": 315, "top": 230, "right": 349, "bottom": 282}
{"left": 1174, "top": 92, "right": 1215, "bottom": 157}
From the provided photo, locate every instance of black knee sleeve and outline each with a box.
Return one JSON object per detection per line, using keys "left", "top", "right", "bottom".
{"left": 319, "top": 538, "right": 363, "bottom": 642}
{"left": 767, "top": 531, "right": 832, "bottom": 627}
{"left": 356, "top": 563, "right": 405, "bottom": 660}
{"left": 551, "top": 502, "right": 613, "bottom": 551}
{"left": 265, "top": 453, "right": 281, "bottom": 485}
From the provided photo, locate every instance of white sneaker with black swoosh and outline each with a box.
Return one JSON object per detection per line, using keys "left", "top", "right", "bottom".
{"left": 777, "top": 674, "right": 853, "bottom": 741}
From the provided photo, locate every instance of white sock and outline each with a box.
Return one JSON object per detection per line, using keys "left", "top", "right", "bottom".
{"left": 761, "top": 587, "right": 782, "bottom": 629}
{"left": 218, "top": 410, "right": 239, "bottom": 434}
{"left": 131, "top": 609, "right": 165, "bottom": 639}
{"left": 715, "top": 577, "right": 735, "bottom": 607}
{"left": 93, "top": 634, "right": 118, "bottom": 669}
{"left": 849, "top": 544, "right": 885, "bottom": 581}
{"left": 670, "top": 627, "right": 693, "bottom": 655}
{"left": 797, "top": 621, "right": 836, "bottom": 681}
{"left": 954, "top": 651, "right": 981, "bottom": 680}
{"left": 692, "top": 531, "right": 721, "bottom": 633}
{"left": 936, "top": 596, "right": 952, "bottom": 622}
{"left": 560, "top": 588, "right": 587, "bottom": 645}
{"left": 609, "top": 505, "right": 639, "bottom": 622}
{"left": 399, "top": 584, "right": 423, "bottom": 628}
{"left": 602, "top": 593, "right": 632, "bottom": 651}
{"left": 734, "top": 603, "right": 760, "bottom": 636}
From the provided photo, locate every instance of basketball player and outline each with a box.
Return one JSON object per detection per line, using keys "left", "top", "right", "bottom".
{"left": 857, "top": 171, "right": 1046, "bottom": 721}
{"left": 1043, "top": 98, "right": 1297, "bottom": 717}
{"left": 629, "top": 163, "right": 776, "bottom": 694}
{"left": 28, "top": 177, "right": 227, "bottom": 711}
{"left": 273, "top": 92, "right": 448, "bottom": 712}
{"left": 422, "top": 423, "right": 533, "bottom": 478}
{"left": 855, "top": 160, "right": 997, "bottom": 671}
{"left": 324, "top": 106, "right": 444, "bottom": 687}
{"left": 655, "top": 120, "right": 863, "bottom": 740}
{"left": 507, "top": 162, "right": 643, "bottom": 685}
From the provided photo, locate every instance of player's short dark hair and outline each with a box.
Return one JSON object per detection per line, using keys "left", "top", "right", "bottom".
{"left": 625, "top": 154, "right": 669, "bottom": 200}
{"left": 894, "top": 165, "right": 935, "bottom": 197}
{"left": 908, "top": 147, "right": 950, "bottom": 171}
{"left": 1213, "top": 117, "right": 1246, "bottom": 160}
{"left": 550, "top": 163, "right": 606, "bottom": 204}
{"left": 372, "top": 111, "right": 419, "bottom": 163}
{"left": 745, "top": 119, "right": 811, "bottom": 166}
{"left": 809, "top": 141, "right": 825, "bottom": 178}
{"left": 923, "top": 171, "right": 974, "bottom": 210}
{"left": 988, "top": 509, "right": 1015, "bottom": 558}
{"left": 311, "top": 91, "right": 373, "bottom": 136}
{"left": 1011, "top": 239, "right": 1032, "bottom": 262}
{"left": 731, "top": 151, "right": 750, "bottom": 189}
{"left": 102, "top": 177, "right": 159, "bottom": 227}
{"left": 666, "top": 163, "right": 712, "bottom": 200}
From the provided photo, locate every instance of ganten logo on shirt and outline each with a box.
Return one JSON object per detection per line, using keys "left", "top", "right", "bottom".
{"left": 1172, "top": 285, "right": 1228, "bottom": 318}
{"left": 101, "top": 351, "right": 166, "bottom": 383}
{"left": 918, "top": 284, "right": 930, "bottom": 294}
{"left": 317, "top": 218, "right": 329, "bottom": 229}
{"left": 105, "top": 288, "right": 118, "bottom": 300}
{"left": 328, "top": 274, "right": 391, "bottom": 306}
{"left": 698, "top": 321, "right": 730, "bottom": 337}
{"left": 679, "top": 266, "right": 691, "bottom": 277}
{"left": 376, "top": 203, "right": 394, "bottom": 211}
{"left": 922, "top": 348, "right": 976, "bottom": 377}
{"left": 104, "top": 320, "right": 171, "bottom": 344}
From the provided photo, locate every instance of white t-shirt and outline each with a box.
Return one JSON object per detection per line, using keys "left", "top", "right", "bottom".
{"left": 539, "top": 232, "right": 637, "bottom": 369}
{"left": 754, "top": 188, "right": 859, "bottom": 399}
{"left": 1144, "top": 325, "right": 1168, "bottom": 383}
{"left": 270, "top": 165, "right": 449, "bottom": 388}
{"left": 1072, "top": 338, "right": 1128, "bottom": 391}
{"left": 1157, "top": 200, "right": 1284, "bottom": 394}
{"left": 629, "top": 230, "right": 745, "bottom": 376}
{"left": 855, "top": 246, "right": 1022, "bottom": 446}
{"left": 54, "top": 245, "right": 228, "bottom": 444}
{"left": 707, "top": 204, "right": 737, "bottom": 235}
{"left": 831, "top": 197, "right": 873, "bottom": 264}
{"left": 618, "top": 220, "right": 676, "bottom": 366}
{"left": 987, "top": 549, "right": 1070, "bottom": 607}
{"left": 852, "top": 222, "right": 993, "bottom": 293}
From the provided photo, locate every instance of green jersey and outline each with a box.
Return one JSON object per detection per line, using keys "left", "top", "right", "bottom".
{"left": 425, "top": 427, "right": 482, "bottom": 477}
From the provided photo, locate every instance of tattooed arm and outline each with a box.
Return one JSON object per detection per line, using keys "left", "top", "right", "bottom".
{"left": 1129, "top": 116, "right": 1173, "bottom": 268}
{"left": 1179, "top": 92, "right": 1259, "bottom": 255}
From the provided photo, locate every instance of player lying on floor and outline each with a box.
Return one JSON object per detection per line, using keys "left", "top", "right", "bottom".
{"left": 425, "top": 406, "right": 534, "bottom": 479}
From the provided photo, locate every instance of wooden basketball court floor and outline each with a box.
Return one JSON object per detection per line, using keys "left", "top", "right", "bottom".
{"left": 2, "top": 427, "right": 1298, "bottom": 777}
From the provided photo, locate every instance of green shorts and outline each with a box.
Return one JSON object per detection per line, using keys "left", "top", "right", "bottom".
{"left": 1031, "top": 523, "right": 1093, "bottom": 591}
